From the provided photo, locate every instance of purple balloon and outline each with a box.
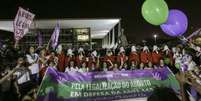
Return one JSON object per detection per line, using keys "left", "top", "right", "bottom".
{"left": 160, "top": 9, "right": 188, "bottom": 37}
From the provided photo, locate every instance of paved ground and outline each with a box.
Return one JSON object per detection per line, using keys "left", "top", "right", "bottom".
{"left": 114, "top": 98, "right": 147, "bottom": 101}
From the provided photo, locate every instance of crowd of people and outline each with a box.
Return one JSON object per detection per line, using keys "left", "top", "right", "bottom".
{"left": 0, "top": 41, "right": 201, "bottom": 101}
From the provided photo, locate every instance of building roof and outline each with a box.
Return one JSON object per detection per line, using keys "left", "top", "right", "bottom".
{"left": 0, "top": 18, "right": 120, "bottom": 39}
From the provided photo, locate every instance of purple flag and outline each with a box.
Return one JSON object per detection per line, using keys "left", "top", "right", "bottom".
{"left": 37, "top": 32, "right": 43, "bottom": 47}
{"left": 51, "top": 23, "right": 60, "bottom": 49}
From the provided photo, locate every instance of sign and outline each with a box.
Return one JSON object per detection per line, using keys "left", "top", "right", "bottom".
{"left": 37, "top": 68, "right": 180, "bottom": 101}
{"left": 13, "top": 7, "right": 35, "bottom": 41}
{"left": 75, "top": 28, "right": 90, "bottom": 42}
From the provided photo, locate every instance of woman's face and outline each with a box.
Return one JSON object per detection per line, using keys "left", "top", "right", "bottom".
{"left": 140, "top": 63, "right": 144, "bottom": 68}
{"left": 131, "top": 61, "right": 135, "bottom": 66}
{"left": 70, "top": 61, "right": 74, "bottom": 67}
{"left": 82, "top": 62, "right": 86, "bottom": 67}
{"left": 160, "top": 60, "right": 164, "bottom": 66}
{"left": 49, "top": 62, "right": 55, "bottom": 67}
{"left": 41, "top": 49, "right": 46, "bottom": 56}
{"left": 114, "top": 63, "right": 118, "bottom": 68}
{"left": 107, "top": 51, "right": 113, "bottom": 56}
{"left": 91, "top": 63, "right": 95, "bottom": 68}
{"left": 148, "top": 62, "right": 152, "bottom": 67}
{"left": 29, "top": 47, "right": 35, "bottom": 53}
{"left": 51, "top": 52, "right": 55, "bottom": 57}
{"left": 18, "top": 57, "right": 24, "bottom": 65}
{"left": 103, "top": 62, "right": 107, "bottom": 68}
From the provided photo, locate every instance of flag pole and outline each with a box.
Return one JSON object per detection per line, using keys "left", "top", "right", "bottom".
{"left": 46, "top": 38, "right": 51, "bottom": 50}
{"left": 14, "top": 40, "right": 19, "bottom": 49}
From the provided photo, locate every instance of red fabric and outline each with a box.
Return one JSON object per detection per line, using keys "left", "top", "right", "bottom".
{"left": 38, "top": 57, "right": 47, "bottom": 78}
{"left": 39, "top": 67, "right": 47, "bottom": 78}
{"left": 57, "top": 52, "right": 66, "bottom": 72}
{"left": 65, "top": 56, "right": 75, "bottom": 67}
{"left": 129, "top": 52, "right": 139, "bottom": 63}
{"left": 75, "top": 56, "right": 86, "bottom": 67}
{"left": 88, "top": 57, "right": 96, "bottom": 68}
{"left": 162, "top": 51, "right": 174, "bottom": 65}
{"left": 151, "top": 52, "right": 162, "bottom": 65}
{"left": 117, "top": 54, "right": 127, "bottom": 63}
{"left": 140, "top": 52, "right": 152, "bottom": 64}
{"left": 104, "top": 55, "right": 115, "bottom": 63}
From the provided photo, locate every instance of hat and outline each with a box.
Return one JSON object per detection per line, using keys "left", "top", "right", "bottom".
{"left": 153, "top": 45, "right": 159, "bottom": 51}
{"left": 91, "top": 50, "right": 97, "bottom": 57}
{"left": 143, "top": 46, "right": 149, "bottom": 52}
{"left": 119, "top": 47, "right": 125, "bottom": 53}
{"left": 163, "top": 45, "right": 169, "bottom": 51}
{"left": 67, "top": 48, "right": 74, "bottom": 56}
{"left": 78, "top": 47, "right": 84, "bottom": 53}
{"left": 172, "top": 47, "right": 176, "bottom": 53}
{"left": 131, "top": 46, "right": 137, "bottom": 52}
{"left": 196, "top": 46, "right": 201, "bottom": 52}
{"left": 56, "top": 44, "right": 62, "bottom": 53}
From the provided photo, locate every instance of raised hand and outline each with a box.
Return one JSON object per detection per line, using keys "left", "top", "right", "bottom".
{"left": 152, "top": 72, "right": 162, "bottom": 80}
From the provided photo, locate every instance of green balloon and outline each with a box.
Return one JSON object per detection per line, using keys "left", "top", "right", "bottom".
{"left": 142, "top": 0, "right": 169, "bottom": 25}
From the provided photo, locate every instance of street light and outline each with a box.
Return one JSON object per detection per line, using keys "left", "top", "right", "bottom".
{"left": 153, "top": 34, "right": 157, "bottom": 44}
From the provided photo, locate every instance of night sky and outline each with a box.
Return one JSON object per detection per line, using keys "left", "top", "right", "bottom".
{"left": 0, "top": 0, "right": 201, "bottom": 43}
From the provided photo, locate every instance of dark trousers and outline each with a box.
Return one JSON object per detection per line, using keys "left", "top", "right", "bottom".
{"left": 18, "top": 81, "right": 33, "bottom": 100}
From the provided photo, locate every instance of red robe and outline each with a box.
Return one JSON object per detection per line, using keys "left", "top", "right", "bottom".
{"left": 151, "top": 51, "right": 162, "bottom": 65}
{"left": 38, "top": 57, "right": 47, "bottom": 78}
{"left": 75, "top": 55, "right": 86, "bottom": 67}
{"left": 88, "top": 57, "right": 96, "bottom": 66}
{"left": 104, "top": 55, "right": 115, "bottom": 63}
{"left": 140, "top": 51, "right": 152, "bottom": 64}
{"left": 162, "top": 50, "right": 174, "bottom": 65}
{"left": 65, "top": 56, "right": 75, "bottom": 67}
{"left": 117, "top": 54, "right": 127, "bottom": 64}
{"left": 57, "top": 52, "right": 66, "bottom": 72}
{"left": 103, "top": 55, "right": 116, "bottom": 66}
{"left": 129, "top": 52, "right": 139, "bottom": 64}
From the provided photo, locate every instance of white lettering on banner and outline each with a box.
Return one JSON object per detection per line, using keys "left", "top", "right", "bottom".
{"left": 14, "top": 7, "right": 35, "bottom": 41}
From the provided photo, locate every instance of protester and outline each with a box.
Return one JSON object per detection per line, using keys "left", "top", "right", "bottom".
{"left": 151, "top": 45, "right": 162, "bottom": 65}
{"left": 26, "top": 46, "right": 39, "bottom": 84}
{"left": 65, "top": 48, "right": 75, "bottom": 67}
{"left": 129, "top": 45, "right": 140, "bottom": 66}
{"left": 76, "top": 47, "right": 86, "bottom": 67}
{"left": 140, "top": 46, "right": 152, "bottom": 65}
{"left": 13, "top": 56, "right": 33, "bottom": 100}
{"left": 162, "top": 45, "right": 174, "bottom": 66}
{"left": 56, "top": 44, "right": 66, "bottom": 72}
{"left": 0, "top": 42, "right": 201, "bottom": 100}
{"left": 65, "top": 60, "right": 78, "bottom": 72}
{"left": 79, "top": 61, "right": 89, "bottom": 72}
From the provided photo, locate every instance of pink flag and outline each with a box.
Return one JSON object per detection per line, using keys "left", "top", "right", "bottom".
{"left": 13, "top": 7, "right": 35, "bottom": 41}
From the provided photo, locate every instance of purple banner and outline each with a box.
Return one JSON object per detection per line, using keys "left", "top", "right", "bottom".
{"left": 37, "top": 67, "right": 180, "bottom": 101}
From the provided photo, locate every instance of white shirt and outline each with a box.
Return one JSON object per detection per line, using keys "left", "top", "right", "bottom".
{"left": 14, "top": 69, "right": 30, "bottom": 84}
{"left": 187, "top": 61, "right": 196, "bottom": 71}
{"left": 65, "top": 67, "right": 79, "bottom": 72}
{"left": 26, "top": 53, "right": 39, "bottom": 74}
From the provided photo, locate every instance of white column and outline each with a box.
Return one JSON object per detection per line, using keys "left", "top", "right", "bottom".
{"left": 118, "top": 22, "right": 121, "bottom": 37}
{"left": 106, "top": 34, "right": 109, "bottom": 49}
{"left": 103, "top": 37, "right": 106, "bottom": 48}
{"left": 108, "top": 31, "right": 111, "bottom": 48}
{"left": 112, "top": 28, "right": 115, "bottom": 48}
